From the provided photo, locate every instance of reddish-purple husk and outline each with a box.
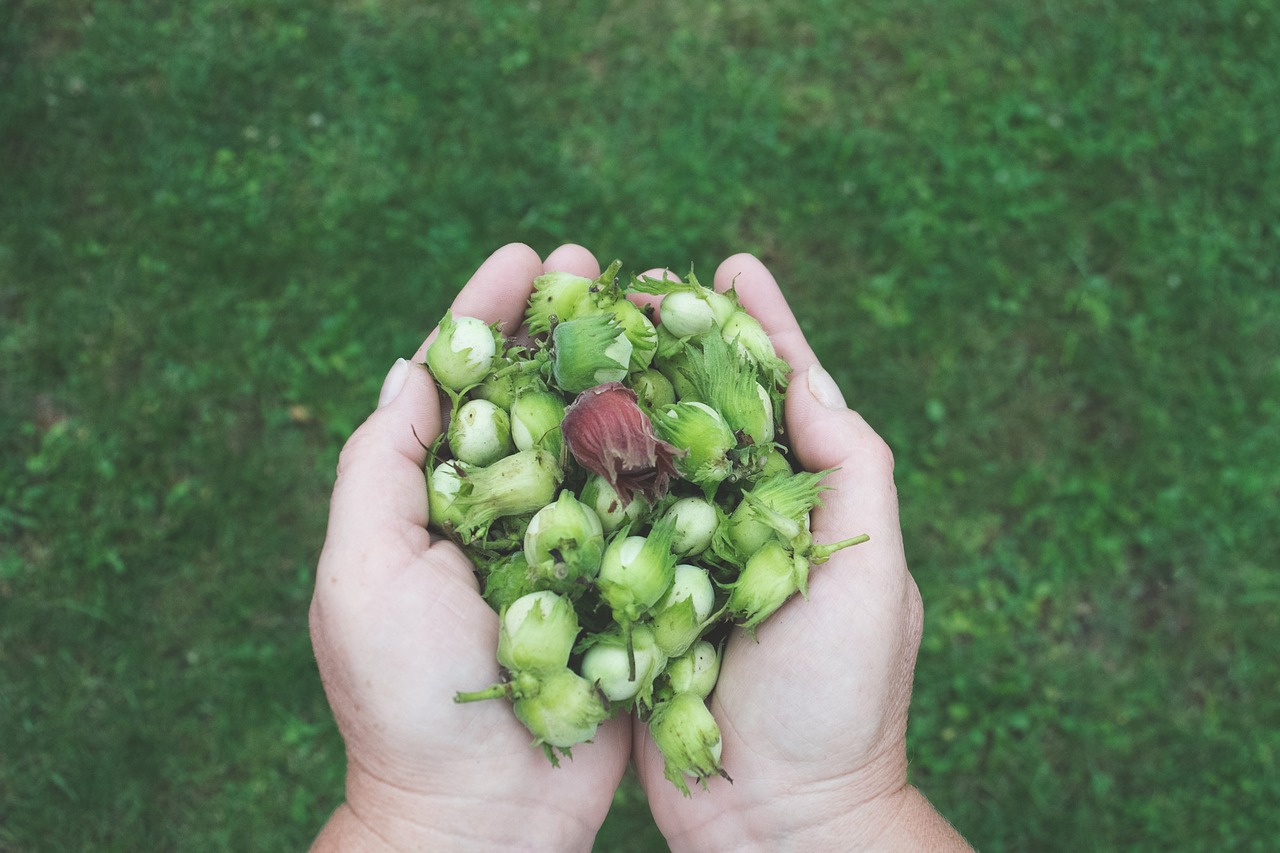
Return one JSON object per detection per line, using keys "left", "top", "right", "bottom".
{"left": 561, "top": 382, "right": 683, "bottom": 507}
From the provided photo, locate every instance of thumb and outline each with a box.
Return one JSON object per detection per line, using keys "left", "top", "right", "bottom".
{"left": 710, "top": 253, "right": 904, "bottom": 577}
{"left": 784, "top": 361, "right": 903, "bottom": 562}
{"left": 319, "top": 358, "right": 443, "bottom": 586}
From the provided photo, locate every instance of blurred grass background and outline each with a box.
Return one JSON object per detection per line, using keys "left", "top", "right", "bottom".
{"left": 2, "top": 0, "right": 1278, "bottom": 849}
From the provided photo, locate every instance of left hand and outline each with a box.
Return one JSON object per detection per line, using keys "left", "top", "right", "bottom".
{"left": 309, "top": 244, "right": 632, "bottom": 852}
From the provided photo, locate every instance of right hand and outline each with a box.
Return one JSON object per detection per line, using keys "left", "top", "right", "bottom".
{"left": 633, "top": 254, "right": 967, "bottom": 851}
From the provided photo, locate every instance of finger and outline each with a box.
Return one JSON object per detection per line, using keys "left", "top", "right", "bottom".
{"left": 525, "top": 245, "right": 604, "bottom": 344}
{"left": 711, "top": 253, "right": 873, "bottom": 467}
{"left": 449, "top": 242, "right": 544, "bottom": 334}
{"left": 457, "top": 243, "right": 605, "bottom": 349}
{"left": 543, "top": 243, "right": 601, "bottom": 278}
{"left": 630, "top": 266, "right": 681, "bottom": 318}
{"left": 712, "top": 254, "right": 907, "bottom": 581}
{"left": 413, "top": 243, "right": 544, "bottom": 360}
{"left": 318, "top": 359, "right": 440, "bottom": 585}
{"left": 713, "top": 253, "right": 818, "bottom": 376}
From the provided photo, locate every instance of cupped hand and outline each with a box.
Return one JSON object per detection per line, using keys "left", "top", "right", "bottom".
{"left": 633, "top": 255, "right": 948, "bottom": 851}
{"left": 309, "top": 244, "right": 631, "bottom": 852}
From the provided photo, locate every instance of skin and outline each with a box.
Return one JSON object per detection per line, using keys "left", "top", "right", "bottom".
{"left": 309, "top": 244, "right": 972, "bottom": 851}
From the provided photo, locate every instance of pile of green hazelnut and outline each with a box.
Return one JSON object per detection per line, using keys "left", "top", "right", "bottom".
{"left": 425, "top": 262, "right": 866, "bottom": 795}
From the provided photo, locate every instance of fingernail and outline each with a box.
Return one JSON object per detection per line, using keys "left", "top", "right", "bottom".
{"left": 378, "top": 358, "right": 410, "bottom": 408}
{"left": 807, "top": 363, "right": 847, "bottom": 411}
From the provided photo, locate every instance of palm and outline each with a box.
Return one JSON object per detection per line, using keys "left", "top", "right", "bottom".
{"left": 637, "top": 544, "right": 917, "bottom": 835}
{"left": 312, "top": 533, "right": 630, "bottom": 817}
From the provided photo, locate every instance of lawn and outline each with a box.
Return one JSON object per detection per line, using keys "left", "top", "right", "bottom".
{"left": 2, "top": 0, "right": 1278, "bottom": 850}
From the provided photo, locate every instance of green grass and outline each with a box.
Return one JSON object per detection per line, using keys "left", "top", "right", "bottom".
{"left": 3, "top": 0, "right": 1278, "bottom": 849}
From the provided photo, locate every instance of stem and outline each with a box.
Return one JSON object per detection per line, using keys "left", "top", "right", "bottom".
{"left": 809, "top": 533, "right": 871, "bottom": 564}
{"left": 597, "top": 259, "right": 624, "bottom": 292}
{"left": 622, "top": 618, "right": 636, "bottom": 682}
{"left": 453, "top": 683, "right": 511, "bottom": 703}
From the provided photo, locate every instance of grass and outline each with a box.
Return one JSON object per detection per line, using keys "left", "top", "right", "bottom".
{"left": 2, "top": 0, "right": 1278, "bottom": 849}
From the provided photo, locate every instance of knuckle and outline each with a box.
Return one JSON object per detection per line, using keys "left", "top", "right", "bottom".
{"left": 334, "top": 424, "right": 375, "bottom": 481}
{"left": 905, "top": 576, "right": 924, "bottom": 646}
{"left": 859, "top": 428, "right": 896, "bottom": 477}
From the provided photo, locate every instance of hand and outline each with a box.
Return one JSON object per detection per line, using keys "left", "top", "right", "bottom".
{"left": 633, "top": 255, "right": 971, "bottom": 851}
{"left": 309, "top": 244, "right": 631, "bottom": 852}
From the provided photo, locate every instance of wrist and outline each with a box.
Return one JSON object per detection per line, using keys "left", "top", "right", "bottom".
{"left": 311, "top": 765, "right": 600, "bottom": 852}
{"left": 664, "top": 784, "right": 970, "bottom": 853}
{"left": 856, "top": 786, "right": 974, "bottom": 852}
